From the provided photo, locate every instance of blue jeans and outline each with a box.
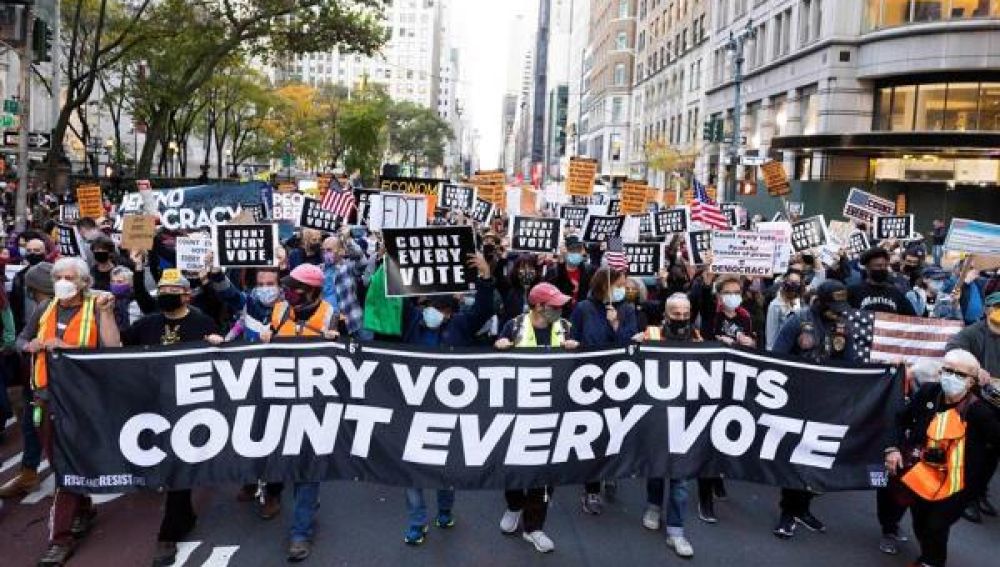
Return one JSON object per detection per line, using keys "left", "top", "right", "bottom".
{"left": 932, "top": 245, "right": 943, "bottom": 267}
{"left": 405, "top": 488, "right": 455, "bottom": 527}
{"left": 646, "top": 478, "right": 689, "bottom": 536}
{"left": 289, "top": 482, "right": 320, "bottom": 543}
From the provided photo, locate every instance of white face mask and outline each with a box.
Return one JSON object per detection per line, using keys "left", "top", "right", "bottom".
{"left": 939, "top": 371, "right": 969, "bottom": 398}
{"left": 722, "top": 293, "right": 742, "bottom": 311}
{"left": 54, "top": 279, "right": 78, "bottom": 300}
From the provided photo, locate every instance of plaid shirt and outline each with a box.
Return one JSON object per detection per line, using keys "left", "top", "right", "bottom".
{"left": 323, "top": 241, "right": 366, "bottom": 335}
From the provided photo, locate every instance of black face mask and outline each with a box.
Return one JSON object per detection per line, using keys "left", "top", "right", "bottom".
{"left": 93, "top": 251, "right": 111, "bottom": 264}
{"left": 519, "top": 271, "right": 536, "bottom": 285}
{"left": 869, "top": 268, "right": 890, "bottom": 284}
{"left": 782, "top": 281, "right": 802, "bottom": 294}
{"left": 665, "top": 318, "right": 692, "bottom": 340}
{"left": 25, "top": 253, "right": 45, "bottom": 266}
{"left": 156, "top": 293, "right": 183, "bottom": 312}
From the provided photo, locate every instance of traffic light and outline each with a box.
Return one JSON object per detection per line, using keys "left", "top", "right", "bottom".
{"left": 31, "top": 19, "right": 52, "bottom": 63}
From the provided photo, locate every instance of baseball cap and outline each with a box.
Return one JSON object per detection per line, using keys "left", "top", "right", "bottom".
{"left": 986, "top": 291, "right": 1000, "bottom": 308}
{"left": 429, "top": 295, "right": 460, "bottom": 311}
{"left": 25, "top": 262, "right": 54, "bottom": 296}
{"left": 158, "top": 268, "right": 190, "bottom": 290}
{"left": 283, "top": 263, "right": 325, "bottom": 289}
{"left": 565, "top": 235, "right": 584, "bottom": 250}
{"left": 817, "top": 280, "right": 851, "bottom": 314}
{"left": 528, "top": 282, "right": 571, "bottom": 308}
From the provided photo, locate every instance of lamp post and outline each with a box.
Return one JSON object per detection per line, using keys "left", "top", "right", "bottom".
{"left": 225, "top": 149, "right": 235, "bottom": 178}
{"left": 724, "top": 20, "right": 756, "bottom": 202}
{"left": 103, "top": 138, "right": 114, "bottom": 177}
{"left": 167, "top": 140, "right": 179, "bottom": 178}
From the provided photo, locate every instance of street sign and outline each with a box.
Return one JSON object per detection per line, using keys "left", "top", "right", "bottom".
{"left": 0, "top": 115, "right": 14, "bottom": 128}
{"left": 741, "top": 155, "right": 766, "bottom": 166}
{"left": 3, "top": 99, "right": 19, "bottom": 114}
{"left": 3, "top": 130, "right": 51, "bottom": 149}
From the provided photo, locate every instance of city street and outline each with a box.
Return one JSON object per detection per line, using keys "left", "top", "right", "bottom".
{"left": 1, "top": 417, "right": 996, "bottom": 567}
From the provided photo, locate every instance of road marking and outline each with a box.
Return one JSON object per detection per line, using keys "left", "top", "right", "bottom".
{"left": 0, "top": 451, "right": 21, "bottom": 474}
{"left": 91, "top": 492, "right": 123, "bottom": 504}
{"left": 170, "top": 541, "right": 202, "bottom": 567}
{"left": 21, "top": 474, "right": 54, "bottom": 504}
{"left": 199, "top": 545, "right": 240, "bottom": 566}
{"left": 4, "top": 417, "right": 13, "bottom": 430}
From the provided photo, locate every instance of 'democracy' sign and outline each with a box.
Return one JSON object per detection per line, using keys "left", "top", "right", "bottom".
{"left": 57, "top": 224, "right": 80, "bottom": 257}
{"left": 211, "top": 224, "right": 278, "bottom": 269}
{"left": 272, "top": 192, "right": 305, "bottom": 223}
{"left": 383, "top": 226, "right": 478, "bottom": 297}
{"left": 653, "top": 207, "right": 690, "bottom": 237}
{"left": 378, "top": 176, "right": 445, "bottom": 197}
{"left": 581, "top": 215, "right": 625, "bottom": 243}
{"left": 624, "top": 243, "right": 662, "bottom": 277}
{"left": 469, "top": 198, "right": 494, "bottom": 225}
{"left": 874, "top": 215, "right": 914, "bottom": 240}
{"left": 510, "top": 216, "right": 563, "bottom": 254}
{"left": 559, "top": 205, "right": 589, "bottom": 230}
{"left": 790, "top": 215, "right": 829, "bottom": 252}
{"left": 118, "top": 182, "right": 267, "bottom": 230}
{"left": 299, "top": 198, "right": 342, "bottom": 233}
{"left": 710, "top": 231, "right": 779, "bottom": 276}
{"left": 47, "top": 341, "right": 901, "bottom": 493}
{"left": 843, "top": 188, "right": 895, "bottom": 225}
{"left": 686, "top": 230, "right": 713, "bottom": 265}
{"left": 441, "top": 184, "right": 476, "bottom": 212}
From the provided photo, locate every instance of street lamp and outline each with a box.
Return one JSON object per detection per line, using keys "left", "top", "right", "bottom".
{"left": 167, "top": 140, "right": 179, "bottom": 178}
{"left": 225, "top": 149, "right": 235, "bottom": 178}
{"left": 724, "top": 20, "right": 756, "bottom": 202}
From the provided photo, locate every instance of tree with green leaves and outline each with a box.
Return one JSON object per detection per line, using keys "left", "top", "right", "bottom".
{"left": 338, "top": 83, "right": 390, "bottom": 182}
{"left": 386, "top": 101, "right": 454, "bottom": 172}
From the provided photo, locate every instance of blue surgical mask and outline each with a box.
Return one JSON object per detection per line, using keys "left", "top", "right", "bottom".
{"left": 17, "top": 246, "right": 27, "bottom": 257}
{"left": 566, "top": 252, "right": 584, "bottom": 267}
{"left": 252, "top": 286, "right": 280, "bottom": 306}
{"left": 423, "top": 306, "right": 445, "bottom": 329}
{"left": 611, "top": 287, "right": 626, "bottom": 303}
{"left": 939, "top": 371, "right": 969, "bottom": 398}
{"left": 462, "top": 295, "right": 476, "bottom": 308}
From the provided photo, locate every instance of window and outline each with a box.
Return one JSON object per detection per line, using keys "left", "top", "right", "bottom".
{"left": 611, "top": 134, "right": 623, "bottom": 160}
{"left": 890, "top": 85, "right": 917, "bottom": 130}
{"left": 944, "top": 83, "right": 981, "bottom": 130}
{"left": 772, "top": 94, "right": 788, "bottom": 137}
{"left": 612, "top": 97, "right": 624, "bottom": 123}
{"left": 800, "top": 85, "right": 819, "bottom": 134}
{"left": 874, "top": 87, "right": 892, "bottom": 130}
{"left": 617, "top": 32, "right": 629, "bottom": 50}
{"left": 914, "top": 83, "right": 947, "bottom": 130}
{"left": 614, "top": 63, "right": 627, "bottom": 86}
{"left": 619, "top": 0, "right": 631, "bottom": 18}
{"left": 913, "top": 0, "right": 945, "bottom": 20}
{"left": 874, "top": 81, "right": 1000, "bottom": 131}
{"left": 982, "top": 83, "right": 1000, "bottom": 130}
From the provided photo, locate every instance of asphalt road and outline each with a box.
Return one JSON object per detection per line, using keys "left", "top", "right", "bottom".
{"left": 1, "top": 416, "right": 998, "bottom": 567}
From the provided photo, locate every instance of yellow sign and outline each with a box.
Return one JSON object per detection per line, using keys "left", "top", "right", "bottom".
{"left": 76, "top": 184, "right": 104, "bottom": 219}
{"left": 567, "top": 157, "right": 598, "bottom": 197}
{"left": 620, "top": 181, "right": 649, "bottom": 215}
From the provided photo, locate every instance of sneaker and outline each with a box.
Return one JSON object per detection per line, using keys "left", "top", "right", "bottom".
{"left": 259, "top": 494, "right": 281, "bottom": 520}
{"left": 980, "top": 496, "right": 998, "bottom": 517}
{"left": 666, "top": 535, "right": 694, "bottom": 558}
{"left": 879, "top": 535, "right": 899, "bottom": 555}
{"left": 37, "top": 544, "right": 74, "bottom": 566}
{"left": 0, "top": 467, "right": 41, "bottom": 498}
{"left": 435, "top": 510, "right": 455, "bottom": 528}
{"left": 581, "top": 493, "right": 603, "bottom": 515}
{"left": 642, "top": 504, "right": 662, "bottom": 531}
{"left": 698, "top": 497, "right": 718, "bottom": 524}
{"left": 713, "top": 480, "right": 728, "bottom": 501}
{"left": 773, "top": 514, "right": 796, "bottom": 538}
{"left": 500, "top": 509, "right": 522, "bottom": 534}
{"left": 287, "top": 540, "right": 311, "bottom": 563}
{"left": 795, "top": 512, "right": 826, "bottom": 533}
{"left": 522, "top": 530, "right": 555, "bottom": 553}
{"left": 404, "top": 524, "right": 428, "bottom": 545}
{"left": 150, "top": 541, "right": 177, "bottom": 567}
{"left": 70, "top": 508, "right": 97, "bottom": 539}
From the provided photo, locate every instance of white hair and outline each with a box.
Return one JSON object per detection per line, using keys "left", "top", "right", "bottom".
{"left": 944, "top": 349, "right": 981, "bottom": 374}
{"left": 912, "top": 359, "right": 942, "bottom": 385}
{"left": 110, "top": 266, "right": 134, "bottom": 281}
{"left": 665, "top": 292, "right": 690, "bottom": 310}
{"left": 52, "top": 257, "right": 93, "bottom": 290}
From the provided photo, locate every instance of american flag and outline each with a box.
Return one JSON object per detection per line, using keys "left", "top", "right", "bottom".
{"left": 605, "top": 235, "right": 629, "bottom": 272}
{"left": 848, "top": 311, "right": 963, "bottom": 364}
{"left": 320, "top": 176, "right": 356, "bottom": 218}
{"left": 689, "top": 178, "right": 729, "bottom": 230}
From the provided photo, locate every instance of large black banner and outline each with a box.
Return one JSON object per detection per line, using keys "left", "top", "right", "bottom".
{"left": 47, "top": 341, "right": 900, "bottom": 494}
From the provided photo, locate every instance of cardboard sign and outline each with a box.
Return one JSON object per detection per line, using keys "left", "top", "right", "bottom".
{"left": 620, "top": 181, "right": 648, "bottom": 215}
{"left": 441, "top": 184, "right": 476, "bottom": 212}
{"left": 472, "top": 169, "right": 505, "bottom": 186}
{"left": 685, "top": 230, "right": 713, "bottom": 265}
{"left": 756, "top": 221, "right": 794, "bottom": 274}
{"left": 624, "top": 243, "right": 662, "bottom": 277}
{"left": 847, "top": 231, "right": 871, "bottom": 259}
{"left": 581, "top": 215, "right": 625, "bottom": 243}
{"left": 761, "top": 162, "right": 790, "bottom": 196}
{"left": 790, "top": 215, "right": 829, "bottom": 252}
{"left": 298, "top": 197, "right": 342, "bottom": 233}
{"left": 121, "top": 215, "right": 157, "bottom": 251}
{"left": 378, "top": 176, "right": 444, "bottom": 197}
{"left": 710, "top": 231, "right": 779, "bottom": 276}
{"left": 606, "top": 198, "right": 622, "bottom": 217}
{"left": 211, "top": 224, "right": 278, "bottom": 268}
{"left": 469, "top": 198, "right": 494, "bottom": 225}
{"left": 652, "top": 207, "right": 690, "bottom": 236}
{"left": 57, "top": 224, "right": 81, "bottom": 257}
{"left": 368, "top": 194, "right": 429, "bottom": 231}
{"left": 273, "top": 192, "right": 305, "bottom": 222}
{"left": 843, "top": 188, "right": 895, "bottom": 225}
{"left": 175, "top": 233, "right": 213, "bottom": 272}
{"left": 827, "top": 220, "right": 855, "bottom": 246}
{"left": 944, "top": 218, "right": 1000, "bottom": 255}
{"left": 76, "top": 184, "right": 104, "bottom": 219}
{"left": 559, "top": 205, "right": 589, "bottom": 230}
{"left": 567, "top": 157, "right": 598, "bottom": 197}
{"left": 874, "top": 215, "right": 915, "bottom": 240}
{"left": 509, "top": 216, "right": 563, "bottom": 254}
{"left": 476, "top": 184, "right": 505, "bottom": 208}
{"left": 382, "top": 226, "right": 478, "bottom": 297}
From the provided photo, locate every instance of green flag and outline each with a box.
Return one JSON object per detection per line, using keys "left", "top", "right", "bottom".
{"left": 363, "top": 264, "right": 403, "bottom": 336}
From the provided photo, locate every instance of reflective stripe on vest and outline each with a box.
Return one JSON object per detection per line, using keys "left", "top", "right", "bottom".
{"left": 32, "top": 297, "right": 99, "bottom": 390}
{"left": 902, "top": 408, "right": 967, "bottom": 501}
{"left": 514, "top": 315, "right": 564, "bottom": 348}
{"left": 270, "top": 300, "right": 333, "bottom": 337}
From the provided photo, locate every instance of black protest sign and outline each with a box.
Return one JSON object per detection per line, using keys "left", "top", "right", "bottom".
{"left": 652, "top": 207, "right": 689, "bottom": 236}
{"left": 581, "top": 215, "right": 625, "bottom": 243}
{"left": 559, "top": 205, "right": 589, "bottom": 230}
{"left": 874, "top": 215, "right": 914, "bottom": 240}
{"left": 245, "top": 204, "right": 265, "bottom": 222}
{"left": 685, "top": 230, "right": 713, "bottom": 265}
{"left": 624, "top": 243, "right": 663, "bottom": 277}
{"left": 57, "top": 224, "right": 80, "bottom": 256}
{"left": 570, "top": 195, "right": 591, "bottom": 205}
{"left": 848, "top": 231, "right": 870, "bottom": 259}
{"left": 441, "top": 184, "right": 476, "bottom": 212}
{"left": 606, "top": 198, "right": 621, "bottom": 217}
{"left": 383, "top": 226, "right": 477, "bottom": 297}
{"left": 211, "top": 224, "right": 278, "bottom": 268}
{"left": 790, "top": 215, "right": 829, "bottom": 252}
{"left": 60, "top": 204, "right": 80, "bottom": 222}
{"left": 634, "top": 214, "right": 653, "bottom": 236}
{"left": 510, "top": 216, "right": 562, "bottom": 254}
{"left": 299, "top": 197, "right": 342, "bottom": 233}
{"left": 354, "top": 189, "right": 378, "bottom": 225}
{"left": 469, "top": 198, "right": 494, "bottom": 224}
{"left": 720, "top": 202, "right": 740, "bottom": 228}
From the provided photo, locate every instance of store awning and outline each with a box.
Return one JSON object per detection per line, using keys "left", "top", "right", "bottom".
{"left": 770, "top": 132, "right": 1000, "bottom": 157}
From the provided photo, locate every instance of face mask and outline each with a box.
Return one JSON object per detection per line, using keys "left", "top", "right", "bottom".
{"left": 519, "top": 271, "right": 536, "bottom": 285}
{"left": 461, "top": 295, "right": 476, "bottom": 308}
{"left": 110, "top": 283, "right": 131, "bottom": 296}
{"left": 541, "top": 307, "right": 562, "bottom": 324}
{"left": 566, "top": 252, "right": 584, "bottom": 267}
{"left": 869, "top": 268, "right": 890, "bottom": 283}
{"left": 25, "top": 253, "right": 44, "bottom": 266}
{"left": 423, "top": 306, "right": 445, "bottom": 329}
{"left": 928, "top": 280, "right": 944, "bottom": 294}
{"left": 611, "top": 287, "right": 626, "bottom": 303}
{"left": 93, "top": 251, "right": 111, "bottom": 264}
{"left": 625, "top": 289, "right": 639, "bottom": 303}
{"left": 721, "top": 293, "right": 742, "bottom": 311}
{"left": 801, "top": 255, "right": 815, "bottom": 266}
{"left": 283, "top": 287, "right": 305, "bottom": 306}
{"left": 323, "top": 251, "right": 337, "bottom": 265}
{"left": 665, "top": 318, "right": 691, "bottom": 340}
{"left": 18, "top": 246, "right": 27, "bottom": 257}
{"left": 904, "top": 264, "right": 921, "bottom": 275}
{"left": 156, "top": 293, "right": 183, "bottom": 312}
{"left": 939, "top": 371, "right": 969, "bottom": 398}
{"left": 782, "top": 281, "right": 802, "bottom": 294}
{"left": 252, "top": 286, "right": 280, "bottom": 306}
{"left": 54, "top": 279, "right": 78, "bottom": 300}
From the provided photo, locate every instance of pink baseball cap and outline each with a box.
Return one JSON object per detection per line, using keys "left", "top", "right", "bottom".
{"left": 528, "top": 282, "right": 571, "bottom": 308}
{"left": 286, "top": 263, "right": 325, "bottom": 289}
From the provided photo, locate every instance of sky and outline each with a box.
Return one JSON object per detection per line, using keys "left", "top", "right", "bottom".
{"left": 450, "top": 0, "right": 536, "bottom": 169}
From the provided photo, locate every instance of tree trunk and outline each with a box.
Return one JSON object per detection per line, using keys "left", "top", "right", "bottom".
{"left": 136, "top": 109, "right": 167, "bottom": 177}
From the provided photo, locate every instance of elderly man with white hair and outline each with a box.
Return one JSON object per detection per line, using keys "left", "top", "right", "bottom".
{"left": 16, "top": 256, "right": 120, "bottom": 566}
{"left": 884, "top": 349, "right": 1000, "bottom": 567}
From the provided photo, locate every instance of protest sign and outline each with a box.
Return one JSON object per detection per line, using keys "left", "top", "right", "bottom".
{"left": 378, "top": 176, "right": 444, "bottom": 197}
{"left": 469, "top": 198, "right": 494, "bottom": 225}
{"left": 606, "top": 198, "right": 622, "bottom": 217}
{"left": 761, "top": 161, "right": 791, "bottom": 196}
{"left": 472, "top": 169, "right": 505, "bottom": 186}
{"left": 756, "top": 221, "right": 794, "bottom": 274}
{"left": 48, "top": 340, "right": 901, "bottom": 494}
{"left": 117, "top": 182, "right": 268, "bottom": 230}
{"left": 567, "top": 157, "right": 598, "bottom": 197}
{"left": 175, "top": 233, "right": 213, "bottom": 272}
{"left": 620, "top": 215, "right": 641, "bottom": 243}
{"left": 581, "top": 215, "right": 625, "bottom": 243}
{"left": 368, "top": 194, "right": 429, "bottom": 231}
{"left": 121, "top": 215, "right": 157, "bottom": 252}
{"left": 827, "top": 220, "right": 854, "bottom": 247}
{"left": 59, "top": 204, "right": 80, "bottom": 222}
{"left": 843, "top": 188, "right": 895, "bottom": 225}
{"left": 686, "top": 229, "right": 713, "bottom": 265}
{"left": 719, "top": 202, "right": 740, "bottom": 228}
{"left": 559, "top": 205, "right": 589, "bottom": 230}
{"left": 76, "top": 185, "right": 104, "bottom": 219}
{"left": 441, "top": 184, "right": 476, "bottom": 212}
{"left": 510, "top": 216, "right": 563, "bottom": 254}
{"left": 570, "top": 195, "right": 591, "bottom": 206}
{"left": 787, "top": 202, "right": 804, "bottom": 217}
{"left": 382, "top": 226, "right": 478, "bottom": 297}
{"left": 848, "top": 231, "right": 871, "bottom": 259}
{"left": 620, "top": 181, "right": 648, "bottom": 215}
{"left": 943, "top": 218, "right": 1000, "bottom": 255}
{"left": 710, "top": 231, "right": 779, "bottom": 276}
{"left": 277, "top": 182, "right": 297, "bottom": 193}
{"left": 652, "top": 207, "right": 690, "bottom": 236}
{"left": 211, "top": 224, "right": 278, "bottom": 268}
{"left": 299, "top": 197, "right": 343, "bottom": 233}
{"left": 354, "top": 188, "right": 378, "bottom": 225}
{"left": 874, "top": 215, "right": 914, "bottom": 240}
{"left": 624, "top": 243, "right": 662, "bottom": 276}
{"left": 790, "top": 215, "right": 828, "bottom": 252}
{"left": 57, "top": 224, "right": 80, "bottom": 257}
{"left": 272, "top": 192, "right": 305, "bottom": 223}
{"left": 633, "top": 214, "right": 653, "bottom": 236}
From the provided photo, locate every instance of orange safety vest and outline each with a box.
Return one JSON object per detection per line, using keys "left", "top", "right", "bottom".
{"left": 270, "top": 300, "right": 334, "bottom": 337}
{"left": 902, "top": 408, "right": 967, "bottom": 501}
{"left": 32, "top": 296, "right": 99, "bottom": 390}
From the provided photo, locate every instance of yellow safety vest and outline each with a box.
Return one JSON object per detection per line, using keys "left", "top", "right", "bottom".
{"left": 902, "top": 408, "right": 966, "bottom": 501}
{"left": 514, "top": 314, "right": 565, "bottom": 347}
